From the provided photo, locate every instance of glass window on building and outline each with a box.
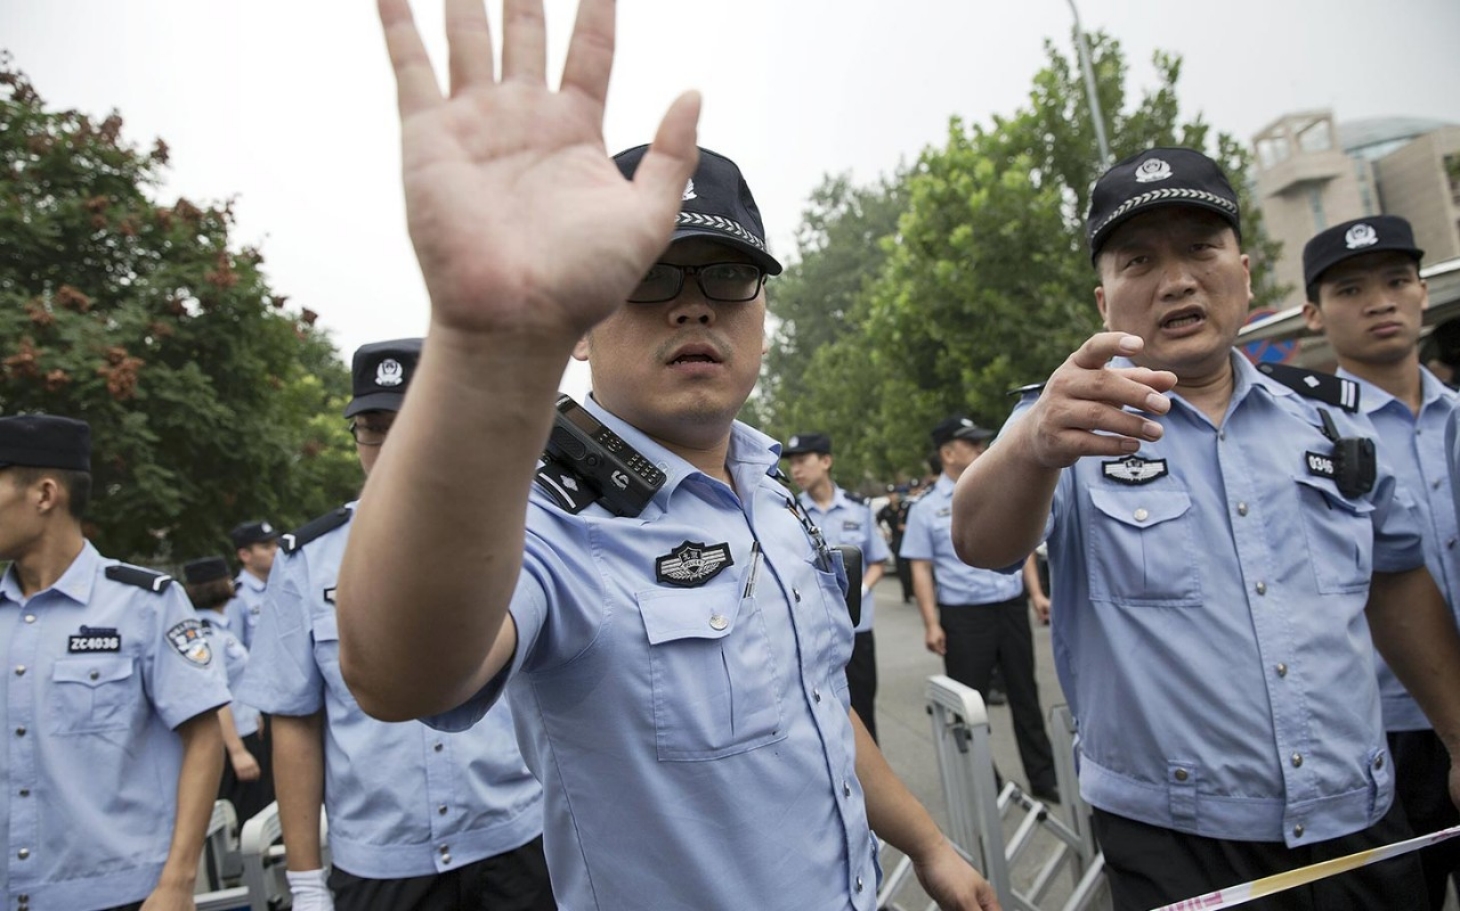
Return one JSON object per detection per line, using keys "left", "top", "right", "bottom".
{"left": 1258, "top": 135, "right": 1291, "bottom": 169}
{"left": 1298, "top": 119, "right": 1332, "bottom": 153}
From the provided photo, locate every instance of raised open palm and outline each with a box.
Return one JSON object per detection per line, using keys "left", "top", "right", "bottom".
{"left": 379, "top": 0, "right": 700, "bottom": 342}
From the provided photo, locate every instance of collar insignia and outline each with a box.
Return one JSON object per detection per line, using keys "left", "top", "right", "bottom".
{"left": 1102, "top": 456, "right": 1169, "bottom": 485}
{"left": 323, "top": 586, "right": 336, "bottom": 604}
{"left": 167, "top": 619, "right": 213, "bottom": 666}
{"left": 655, "top": 541, "right": 735, "bottom": 588}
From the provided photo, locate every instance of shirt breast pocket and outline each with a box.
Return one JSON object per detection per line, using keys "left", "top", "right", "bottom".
{"left": 1293, "top": 476, "right": 1374, "bottom": 594}
{"left": 1087, "top": 488, "right": 1201, "bottom": 606}
{"left": 637, "top": 585, "right": 787, "bottom": 762}
{"left": 49, "top": 655, "right": 140, "bottom": 735}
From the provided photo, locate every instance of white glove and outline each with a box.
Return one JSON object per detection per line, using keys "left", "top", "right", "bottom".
{"left": 860, "top": 585, "right": 871, "bottom": 601}
{"left": 287, "top": 868, "right": 335, "bottom": 911}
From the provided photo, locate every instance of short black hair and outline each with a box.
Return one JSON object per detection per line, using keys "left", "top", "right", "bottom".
{"left": 184, "top": 577, "right": 235, "bottom": 612}
{"left": 6, "top": 466, "right": 92, "bottom": 519}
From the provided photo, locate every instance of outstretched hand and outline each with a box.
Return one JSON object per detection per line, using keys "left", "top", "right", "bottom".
{"left": 378, "top": 0, "right": 701, "bottom": 345}
{"left": 1018, "top": 332, "right": 1178, "bottom": 469}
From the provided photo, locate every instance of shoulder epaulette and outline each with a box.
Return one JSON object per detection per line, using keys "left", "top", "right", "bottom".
{"left": 1255, "top": 362, "right": 1360, "bottom": 413}
{"left": 534, "top": 461, "right": 596, "bottom": 514}
{"left": 281, "top": 506, "right": 353, "bottom": 554}
{"left": 105, "top": 564, "right": 173, "bottom": 593}
{"left": 1007, "top": 382, "right": 1046, "bottom": 398}
{"left": 846, "top": 492, "right": 866, "bottom": 504}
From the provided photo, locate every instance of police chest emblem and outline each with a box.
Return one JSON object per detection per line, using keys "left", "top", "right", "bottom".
{"left": 1134, "top": 158, "right": 1173, "bottom": 183}
{"left": 68, "top": 626, "right": 122, "bottom": 653}
{"left": 655, "top": 541, "right": 734, "bottom": 588}
{"left": 1102, "top": 456, "right": 1169, "bottom": 485}
{"left": 1345, "top": 223, "right": 1378, "bottom": 250}
{"left": 375, "top": 358, "right": 405, "bottom": 387}
{"left": 166, "top": 619, "right": 213, "bottom": 666}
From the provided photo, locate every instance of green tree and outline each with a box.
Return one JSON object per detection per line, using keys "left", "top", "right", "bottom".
{"left": 0, "top": 60, "right": 359, "bottom": 563}
{"left": 757, "top": 33, "right": 1286, "bottom": 485}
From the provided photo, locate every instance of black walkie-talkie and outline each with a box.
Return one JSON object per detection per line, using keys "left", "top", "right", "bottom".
{"left": 542, "top": 395, "right": 666, "bottom": 517}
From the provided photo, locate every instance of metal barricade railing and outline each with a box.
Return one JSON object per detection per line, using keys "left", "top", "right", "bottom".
{"left": 878, "top": 676, "right": 1106, "bottom": 911}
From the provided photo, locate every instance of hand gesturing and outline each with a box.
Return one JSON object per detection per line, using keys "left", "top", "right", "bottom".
{"left": 378, "top": 0, "right": 701, "bottom": 344}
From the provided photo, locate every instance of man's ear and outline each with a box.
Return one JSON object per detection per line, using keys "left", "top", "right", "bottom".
{"left": 1095, "top": 283, "right": 1110, "bottom": 330}
{"left": 572, "top": 335, "right": 591, "bottom": 362}
{"left": 1301, "top": 301, "right": 1324, "bottom": 334}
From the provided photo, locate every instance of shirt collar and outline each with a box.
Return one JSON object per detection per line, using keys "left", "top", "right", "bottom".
{"left": 798, "top": 484, "right": 847, "bottom": 513}
{"left": 1335, "top": 364, "right": 1457, "bottom": 416}
{"left": 0, "top": 540, "right": 99, "bottom": 607}
{"left": 236, "top": 569, "right": 267, "bottom": 593}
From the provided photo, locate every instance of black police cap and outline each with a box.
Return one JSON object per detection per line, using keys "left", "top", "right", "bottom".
{"left": 930, "top": 416, "right": 993, "bottom": 449}
{"left": 1303, "top": 215, "right": 1424, "bottom": 293}
{"left": 614, "top": 145, "right": 783, "bottom": 276}
{"left": 183, "top": 555, "right": 232, "bottom": 585}
{"left": 1086, "top": 147, "right": 1242, "bottom": 265}
{"left": 229, "top": 520, "right": 279, "bottom": 549}
{"left": 345, "top": 338, "right": 424, "bottom": 418}
{"left": 783, "top": 433, "right": 832, "bottom": 456}
{"left": 0, "top": 415, "right": 91, "bottom": 472}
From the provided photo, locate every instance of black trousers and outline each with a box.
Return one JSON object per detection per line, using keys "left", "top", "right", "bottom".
{"left": 847, "top": 629, "right": 878, "bottom": 743}
{"left": 894, "top": 552, "right": 914, "bottom": 601}
{"left": 1390, "top": 728, "right": 1460, "bottom": 910}
{"left": 1094, "top": 802, "right": 1428, "bottom": 911}
{"left": 330, "top": 836, "right": 555, "bottom": 911}
{"left": 938, "top": 597, "right": 1056, "bottom": 793}
{"left": 218, "top": 728, "right": 276, "bottom": 825}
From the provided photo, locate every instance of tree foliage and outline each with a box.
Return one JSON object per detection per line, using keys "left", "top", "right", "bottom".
{"left": 753, "top": 34, "right": 1287, "bottom": 489}
{"left": 0, "top": 60, "right": 359, "bottom": 562}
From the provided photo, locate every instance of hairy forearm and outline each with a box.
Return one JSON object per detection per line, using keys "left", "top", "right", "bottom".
{"left": 1367, "top": 568, "right": 1460, "bottom": 752}
{"left": 158, "top": 712, "right": 225, "bottom": 888}
{"left": 338, "top": 327, "right": 569, "bottom": 719}
{"left": 951, "top": 431, "right": 1060, "bottom": 569}
{"left": 271, "top": 713, "right": 327, "bottom": 871}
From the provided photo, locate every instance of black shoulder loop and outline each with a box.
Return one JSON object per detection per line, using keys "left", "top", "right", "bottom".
{"left": 105, "top": 564, "right": 173, "bottom": 593}
{"left": 1255, "top": 363, "right": 1361, "bottom": 413}
{"left": 281, "top": 506, "right": 353, "bottom": 554}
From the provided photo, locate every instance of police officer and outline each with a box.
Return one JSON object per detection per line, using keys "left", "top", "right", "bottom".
{"left": 1300, "top": 215, "right": 1460, "bottom": 906}
{"left": 333, "top": 4, "right": 999, "bottom": 908}
{"left": 226, "top": 520, "right": 279, "bottom": 648}
{"left": 237, "top": 338, "right": 553, "bottom": 911}
{"left": 951, "top": 147, "right": 1460, "bottom": 909}
{"left": 783, "top": 432, "right": 890, "bottom": 742}
{"left": 0, "top": 415, "right": 232, "bottom": 911}
{"left": 182, "top": 555, "right": 275, "bottom": 825}
{"left": 901, "top": 416, "right": 1058, "bottom": 802}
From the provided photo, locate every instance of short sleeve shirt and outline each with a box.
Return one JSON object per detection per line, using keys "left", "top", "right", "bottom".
{"left": 1006, "top": 352, "right": 1424, "bottom": 847}
{"left": 799, "top": 486, "right": 890, "bottom": 633}
{"left": 900, "top": 474, "right": 1023, "bottom": 605}
{"left": 227, "top": 571, "right": 267, "bottom": 649}
{"left": 431, "top": 402, "right": 879, "bottom": 911}
{"left": 237, "top": 507, "right": 544, "bottom": 879}
{"left": 1, "top": 542, "right": 232, "bottom": 910}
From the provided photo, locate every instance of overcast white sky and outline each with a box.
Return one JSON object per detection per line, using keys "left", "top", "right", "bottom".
{"left": 5, "top": 1, "right": 1459, "bottom": 396}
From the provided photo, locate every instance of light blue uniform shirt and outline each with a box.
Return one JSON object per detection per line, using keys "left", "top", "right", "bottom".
{"left": 799, "top": 486, "right": 890, "bottom": 633}
{"left": 433, "top": 401, "right": 879, "bottom": 911}
{"left": 1339, "top": 365, "right": 1460, "bottom": 732}
{"left": 1, "top": 542, "right": 232, "bottom": 911}
{"left": 236, "top": 506, "right": 544, "bottom": 879}
{"left": 198, "top": 613, "right": 260, "bottom": 738}
{"left": 900, "top": 474, "right": 1024, "bottom": 606}
{"left": 227, "top": 570, "right": 267, "bottom": 649}
{"left": 1003, "top": 353, "right": 1424, "bottom": 848}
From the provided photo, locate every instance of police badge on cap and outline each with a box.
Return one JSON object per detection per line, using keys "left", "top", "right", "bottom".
{"left": 1302, "top": 215, "right": 1424, "bottom": 296}
{"left": 345, "top": 338, "right": 424, "bottom": 418}
{"left": 1086, "top": 147, "right": 1242, "bottom": 264}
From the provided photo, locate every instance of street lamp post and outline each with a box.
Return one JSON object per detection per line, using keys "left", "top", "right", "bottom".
{"left": 1066, "top": 0, "right": 1111, "bottom": 166}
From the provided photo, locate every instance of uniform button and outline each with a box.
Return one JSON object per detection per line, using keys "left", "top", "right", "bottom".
{"left": 855, "top": 876, "right": 864, "bottom": 892}
{"left": 843, "top": 780, "right": 852, "bottom": 797}
{"left": 1133, "top": 508, "right": 1149, "bottom": 522}
{"left": 1276, "top": 663, "right": 1288, "bottom": 677}
{"left": 1236, "top": 502, "right": 1249, "bottom": 517}
{"left": 813, "top": 688, "right": 822, "bottom": 703}
{"left": 15, "top": 727, "right": 25, "bottom": 737}
{"left": 14, "top": 665, "right": 24, "bottom": 676}
{"left": 1291, "top": 753, "right": 1303, "bottom": 768}
{"left": 708, "top": 614, "right": 728, "bottom": 631}
{"left": 89, "top": 670, "right": 100, "bottom": 681}
{"left": 1374, "top": 754, "right": 1385, "bottom": 770}
{"left": 1294, "top": 824, "right": 1305, "bottom": 838}
{"left": 17, "top": 848, "right": 29, "bottom": 859}
{"left": 24, "top": 614, "right": 35, "bottom": 623}
{"left": 1218, "top": 431, "right": 1226, "bottom": 441}
{"left": 433, "top": 742, "right": 443, "bottom": 752}
{"left": 441, "top": 853, "right": 452, "bottom": 865}
{"left": 18, "top": 789, "right": 29, "bottom": 797}
{"left": 438, "top": 804, "right": 448, "bottom": 815}
{"left": 1434, "top": 479, "right": 1444, "bottom": 490}
{"left": 1255, "top": 582, "right": 1267, "bottom": 596}
{"left": 793, "top": 589, "right": 801, "bottom": 603}
{"left": 1448, "top": 538, "right": 1457, "bottom": 550}
{"left": 1173, "top": 768, "right": 1189, "bottom": 782}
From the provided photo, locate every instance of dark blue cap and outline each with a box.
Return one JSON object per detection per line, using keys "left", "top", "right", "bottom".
{"left": 1087, "top": 147, "right": 1241, "bottom": 264}
{"left": 346, "top": 338, "right": 424, "bottom": 418}
{"left": 0, "top": 415, "right": 91, "bottom": 472}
